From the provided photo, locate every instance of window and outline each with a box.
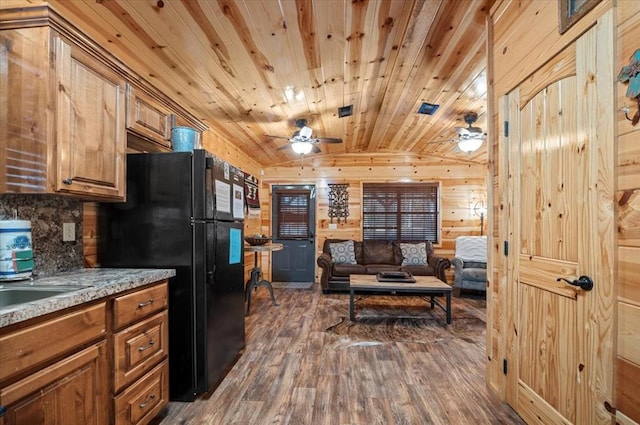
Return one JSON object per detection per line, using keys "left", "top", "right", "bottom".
{"left": 274, "top": 189, "right": 311, "bottom": 239}
{"left": 362, "top": 183, "right": 439, "bottom": 242}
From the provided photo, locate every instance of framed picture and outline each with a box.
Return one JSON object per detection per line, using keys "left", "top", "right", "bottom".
{"left": 558, "top": 0, "right": 602, "bottom": 34}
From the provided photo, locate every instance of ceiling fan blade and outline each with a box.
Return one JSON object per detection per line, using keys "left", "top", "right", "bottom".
{"left": 266, "top": 134, "right": 291, "bottom": 140}
{"left": 276, "top": 144, "right": 291, "bottom": 151}
{"left": 312, "top": 145, "right": 322, "bottom": 153}
{"left": 314, "top": 137, "right": 342, "bottom": 144}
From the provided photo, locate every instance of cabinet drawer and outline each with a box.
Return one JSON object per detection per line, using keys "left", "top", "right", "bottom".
{"left": 114, "top": 360, "right": 169, "bottom": 425}
{"left": 0, "top": 302, "right": 106, "bottom": 383}
{"left": 113, "top": 311, "right": 168, "bottom": 392}
{"left": 113, "top": 281, "right": 168, "bottom": 329}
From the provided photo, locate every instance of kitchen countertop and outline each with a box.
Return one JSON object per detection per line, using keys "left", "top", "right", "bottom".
{"left": 0, "top": 268, "right": 176, "bottom": 328}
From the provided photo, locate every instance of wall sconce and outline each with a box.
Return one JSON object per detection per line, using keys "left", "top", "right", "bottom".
{"left": 473, "top": 201, "right": 487, "bottom": 236}
{"left": 328, "top": 184, "right": 349, "bottom": 223}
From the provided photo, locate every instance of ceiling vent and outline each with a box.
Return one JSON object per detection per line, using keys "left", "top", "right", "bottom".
{"left": 338, "top": 105, "right": 353, "bottom": 118}
{"left": 418, "top": 102, "right": 439, "bottom": 115}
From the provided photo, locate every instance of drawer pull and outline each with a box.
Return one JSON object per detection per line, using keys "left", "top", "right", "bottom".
{"left": 138, "top": 393, "right": 156, "bottom": 409}
{"left": 138, "top": 340, "right": 155, "bottom": 352}
{"left": 137, "top": 299, "right": 155, "bottom": 308}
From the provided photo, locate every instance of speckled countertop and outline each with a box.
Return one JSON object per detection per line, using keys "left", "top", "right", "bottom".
{"left": 0, "top": 268, "right": 176, "bottom": 328}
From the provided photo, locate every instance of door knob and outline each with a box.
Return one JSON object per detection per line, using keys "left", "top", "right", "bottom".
{"left": 556, "top": 275, "right": 593, "bottom": 291}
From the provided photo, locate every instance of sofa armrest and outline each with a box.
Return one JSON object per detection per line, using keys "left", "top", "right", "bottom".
{"left": 452, "top": 257, "right": 464, "bottom": 271}
{"left": 452, "top": 257, "right": 464, "bottom": 287}
{"left": 428, "top": 255, "right": 451, "bottom": 283}
{"left": 317, "top": 253, "right": 333, "bottom": 290}
{"left": 317, "top": 253, "right": 332, "bottom": 269}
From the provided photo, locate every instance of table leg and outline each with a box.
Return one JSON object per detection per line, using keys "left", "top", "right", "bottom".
{"left": 349, "top": 289, "right": 355, "bottom": 321}
{"left": 445, "top": 291, "right": 451, "bottom": 324}
{"left": 259, "top": 278, "right": 279, "bottom": 306}
{"left": 245, "top": 267, "right": 260, "bottom": 316}
{"left": 245, "top": 251, "right": 279, "bottom": 316}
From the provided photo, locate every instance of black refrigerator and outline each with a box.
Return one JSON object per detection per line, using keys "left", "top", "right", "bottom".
{"left": 99, "top": 149, "right": 246, "bottom": 401}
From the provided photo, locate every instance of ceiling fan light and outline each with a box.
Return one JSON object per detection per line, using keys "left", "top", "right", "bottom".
{"left": 291, "top": 141, "right": 313, "bottom": 154}
{"left": 458, "top": 138, "right": 483, "bottom": 153}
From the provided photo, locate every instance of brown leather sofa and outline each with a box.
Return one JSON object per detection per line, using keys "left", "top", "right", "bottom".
{"left": 317, "top": 239, "right": 451, "bottom": 292}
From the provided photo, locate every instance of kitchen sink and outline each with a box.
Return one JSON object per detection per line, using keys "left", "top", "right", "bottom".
{"left": 0, "top": 285, "right": 87, "bottom": 309}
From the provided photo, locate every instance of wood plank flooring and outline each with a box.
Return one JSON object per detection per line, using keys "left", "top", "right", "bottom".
{"left": 151, "top": 285, "right": 524, "bottom": 424}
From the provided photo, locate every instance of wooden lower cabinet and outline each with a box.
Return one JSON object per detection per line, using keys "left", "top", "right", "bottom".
{"left": 0, "top": 280, "right": 170, "bottom": 425}
{"left": 0, "top": 341, "right": 109, "bottom": 425}
{"left": 111, "top": 281, "right": 169, "bottom": 425}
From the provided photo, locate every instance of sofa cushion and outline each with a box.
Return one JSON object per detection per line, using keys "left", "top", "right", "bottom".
{"left": 400, "top": 265, "right": 435, "bottom": 276}
{"left": 333, "top": 264, "right": 366, "bottom": 276}
{"left": 362, "top": 240, "right": 400, "bottom": 265}
{"left": 461, "top": 268, "right": 487, "bottom": 282}
{"left": 364, "top": 264, "right": 401, "bottom": 274}
{"left": 329, "top": 240, "right": 357, "bottom": 264}
{"left": 400, "top": 242, "right": 428, "bottom": 265}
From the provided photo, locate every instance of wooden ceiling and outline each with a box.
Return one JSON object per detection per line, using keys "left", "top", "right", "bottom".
{"left": 48, "top": 0, "right": 490, "bottom": 167}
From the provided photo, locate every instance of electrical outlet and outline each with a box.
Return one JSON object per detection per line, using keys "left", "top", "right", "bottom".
{"left": 328, "top": 223, "right": 338, "bottom": 230}
{"left": 62, "top": 222, "right": 75, "bottom": 242}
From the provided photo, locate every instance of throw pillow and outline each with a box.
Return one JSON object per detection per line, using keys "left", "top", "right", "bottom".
{"left": 400, "top": 242, "right": 428, "bottom": 265}
{"left": 329, "top": 240, "right": 357, "bottom": 265}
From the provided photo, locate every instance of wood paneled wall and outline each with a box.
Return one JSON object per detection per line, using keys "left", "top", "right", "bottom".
{"left": 258, "top": 163, "right": 486, "bottom": 283}
{"left": 615, "top": 2, "right": 640, "bottom": 423}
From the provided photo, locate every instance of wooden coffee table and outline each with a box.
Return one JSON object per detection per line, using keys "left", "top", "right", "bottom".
{"left": 349, "top": 274, "right": 453, "bottom": 324}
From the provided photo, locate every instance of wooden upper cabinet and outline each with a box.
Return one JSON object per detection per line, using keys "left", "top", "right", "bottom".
{"left": 55, "top": 35, "right": 126, "bottom": 200}
{"left": 0, "top": 26, "right": 126, "bottom": 201}
{"left": 126, "top": 84, "right": 172, "bottom": 150}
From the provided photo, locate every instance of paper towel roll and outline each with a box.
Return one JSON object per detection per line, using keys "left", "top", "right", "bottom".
{"left": 0, "top": 220, "right": 33, "bottom": 281}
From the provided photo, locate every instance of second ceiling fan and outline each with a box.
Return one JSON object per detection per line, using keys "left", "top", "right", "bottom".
{"left": 268, "top": 119, "right": 342, "bottom": 154}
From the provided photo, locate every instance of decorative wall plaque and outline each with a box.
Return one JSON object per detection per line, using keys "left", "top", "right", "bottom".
{"left": 327, "top": 184, "right": 349, "bottom": 223}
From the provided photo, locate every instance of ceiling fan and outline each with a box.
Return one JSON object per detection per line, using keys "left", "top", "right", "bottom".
{"left": 454, "top": 112, "right": 486, "bottom": 153}
{"left": 427, "top": 112, "right": 486, "bottom": 153}
{"left": 267, "top": 119, "right": 343, "bottom": 155}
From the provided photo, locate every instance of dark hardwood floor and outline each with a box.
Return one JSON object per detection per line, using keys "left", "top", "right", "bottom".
{"left": 152, "top": 285, "right": 524, "bottom": 424}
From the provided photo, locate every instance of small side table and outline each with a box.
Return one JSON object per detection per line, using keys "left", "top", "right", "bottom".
{"left": 244, "top": 243, "right": 283, "bottom": 316}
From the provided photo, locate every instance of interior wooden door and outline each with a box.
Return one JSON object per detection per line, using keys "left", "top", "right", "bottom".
{"left": 504, "top": 12, "right": 615, "bottom": 425}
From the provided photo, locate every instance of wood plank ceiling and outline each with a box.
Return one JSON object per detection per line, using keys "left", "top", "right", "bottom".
{"left": 48, "top": 0, "right": 490, "bottom": 167}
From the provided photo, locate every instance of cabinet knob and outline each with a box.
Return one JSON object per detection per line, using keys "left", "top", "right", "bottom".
{"left": 62, "top": 178, "right": 73, "bottom": 185}
{"left": 139, "top": 393, "right": 156, "bottom": 409}
{"left": 138, "top": 340, "right": 155, "bottom": 352}
{"left": 137, "top": 299, "right": 155, "bottom": 308}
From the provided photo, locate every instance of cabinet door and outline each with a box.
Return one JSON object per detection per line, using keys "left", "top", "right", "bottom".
{"left": 55, "top": 35, "right": 126, "bottom": 200}
{"left": 126, "top": 84, "right": 171, "bottom": 149}
{"left": 0, "top": 342, "right": 108, "bottom": 425}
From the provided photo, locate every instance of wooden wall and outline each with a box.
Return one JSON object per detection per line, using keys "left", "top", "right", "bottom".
{"left": 258, "top": 160, "right": 486, "bottom": 283}
{"left": 615, "top": 2, "right": 640, "bottom": 423}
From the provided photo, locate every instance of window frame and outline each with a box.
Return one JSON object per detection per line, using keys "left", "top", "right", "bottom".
{"left": 273, "top": 187, "right": 312, "bottom": 240}
{"left": 361, "top": 182, "right": 441, "bottom": 244}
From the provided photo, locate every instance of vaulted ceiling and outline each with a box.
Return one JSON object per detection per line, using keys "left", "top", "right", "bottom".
{"left": 48, "top": 0, "right": 490, "bottom": 167}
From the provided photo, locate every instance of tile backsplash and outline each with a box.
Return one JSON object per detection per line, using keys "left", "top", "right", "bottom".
{"left": 0, "top": 194, "right": 83, "bottom": 277}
